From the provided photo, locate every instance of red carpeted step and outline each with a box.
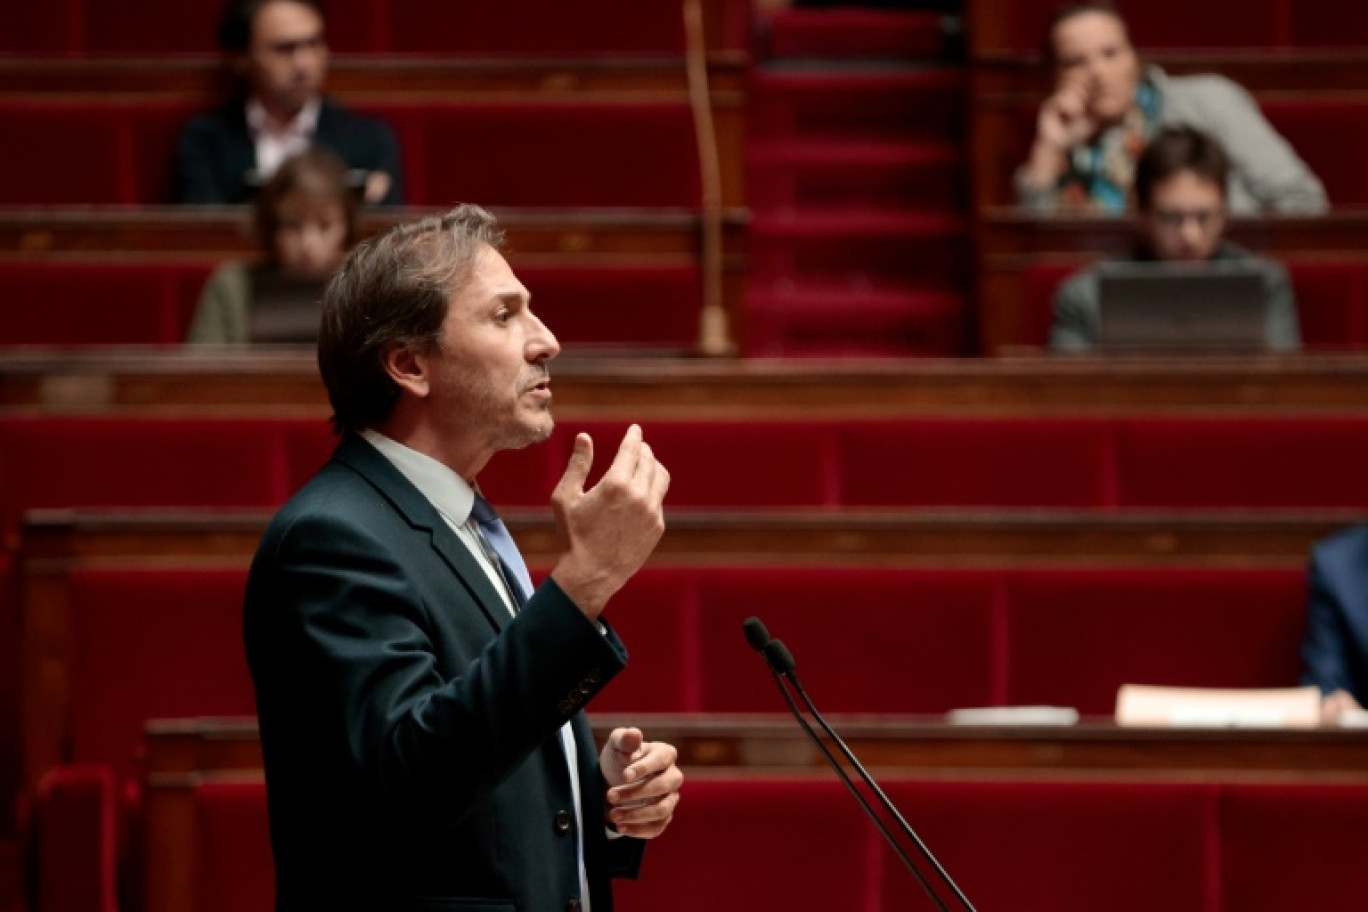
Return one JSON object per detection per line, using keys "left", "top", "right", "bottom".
{"left": 748, "top": 138, "right": 964, "bottom": 212}
{"left": 763, "top": 9, "right": 951, "bottom": 61}
{"left": 750, "top": 67, "right": 964, "bottom": 144}
{"left": 749, "top": 210, "right": 971, "bottom": 289}
{"left": 745, "top": 284, "right": 969, "bottom": 357}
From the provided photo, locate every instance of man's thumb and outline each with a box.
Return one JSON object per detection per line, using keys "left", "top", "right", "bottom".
{"left": 556, "top": 433, "right": 593, "bottom": 494}
{"left": 611, "top": 727, "right": 644, "bottom": 756}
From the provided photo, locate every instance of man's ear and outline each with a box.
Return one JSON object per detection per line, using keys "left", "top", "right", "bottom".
{"left": 380, "top": 342, "right": 432, "bottom": 400}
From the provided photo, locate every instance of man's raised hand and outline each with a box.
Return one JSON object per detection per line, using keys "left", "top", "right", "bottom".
{"left": 550, "top": 425, "right": 670, "bottom": 618}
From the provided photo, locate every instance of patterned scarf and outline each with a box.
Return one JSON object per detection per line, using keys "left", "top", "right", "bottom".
{"left": 1057, "top": 75, "right": 1161, "bottom": 213}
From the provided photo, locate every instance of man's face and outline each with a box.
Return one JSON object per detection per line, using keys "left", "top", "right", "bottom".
{"left": 427, "top": 246, "right": 561, "bottom": 458}
{"left": 1052, "top": 12, "right": 1140, "bottom": 125}
{"left": 1139, "top": 170, "right": 1228, "bottom": 262}
{"left": 245, "top": 1, "right": 328, "bottom": 117}
{"left": 272, "top": 192, "right": 347, "bottom": 279}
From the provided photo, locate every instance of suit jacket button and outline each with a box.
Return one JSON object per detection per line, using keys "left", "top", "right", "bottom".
{"left": 555, "top": 809, "right": 573, "bottom": 833}
{"left": 566, "top": 901, "right": 582, "bottom": 912}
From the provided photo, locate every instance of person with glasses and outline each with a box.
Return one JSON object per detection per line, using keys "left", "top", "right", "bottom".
{"left": 1049, "top": 125, "right": 1301, "bottom": 352}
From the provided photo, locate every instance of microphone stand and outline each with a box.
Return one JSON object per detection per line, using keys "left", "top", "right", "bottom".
{"left": 760, "top": 642, "right": 950, "bottom": 912}
{"left": 743, "top": 618, "right": 975, "bottom": 912}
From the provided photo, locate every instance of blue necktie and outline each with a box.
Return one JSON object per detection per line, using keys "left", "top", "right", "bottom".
{"left": 469, "top": 493, "right": 533, "bottom": 610}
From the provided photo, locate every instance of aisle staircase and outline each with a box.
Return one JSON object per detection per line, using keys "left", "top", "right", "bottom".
{"left": 746, "top": 7, "right": 972, "bottom": 355}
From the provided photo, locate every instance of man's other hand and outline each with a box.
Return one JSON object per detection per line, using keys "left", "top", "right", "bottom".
{"left": 601, "top": 727, "right": 682, "bottom": 840}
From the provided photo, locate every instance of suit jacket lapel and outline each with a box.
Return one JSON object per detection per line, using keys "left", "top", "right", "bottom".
{"left": 332, "top": 432, "right": 512, "bottom": 633}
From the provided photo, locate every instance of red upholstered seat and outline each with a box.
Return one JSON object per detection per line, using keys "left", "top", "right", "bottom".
{"left": 354, "top": 101, "right": 700, "bottom": 209}
{"left": 194, "top": 780, "right": 275, "bottom": 912}
{"left": 0, "top": 417, "right": 301, "bottom": 537}
{"left": 693, "top": 567, "right": 1002, "bottom": 714}
{"left": 1290, "top": 6, "right": 1368, "bottom": 48}
{"left": 0, "top": 98, "right": 201, "bottom": 204}
{"left": 550, "top": 420, "right": 837, "bottom": 508}
{"left": 1115, "top": 417, "right": 1368, "bottom": 508}
{"left": 1262, "top": 99, "right": 1368, "bottom": 207}
{"left": 0, "top": 100, "right": 129, "bottom": 204}
{"left": 1288, "top": 259, "right": 1368, "bottom": 348}
{"left": 34, "top": 765, "right": 119, "bottom": 912}
{"left": 1219, "top": 784, "right": 1368, "bottom": 909}
{"left": 881, "top": 780, "right": 1214, "bottom": 912}
{"left": 67, "top": 569, "right": 256, "bottom": 780}
{"left": 0, "top": 6, "right": 74, "bottom": 55}
{"left": 584, "top": 569, "right": 694, "bottom": 714}
{"left": 514, "top": 263, "right": 703, "bottom": 351}
{"left": 385, "top": 0, "right": 689, "bottom": 56}
{"left": 1004, "top": 567, "right": 1305, "bottom": 715}
{"left": 155, "top": 777, "right": 1368, "bottom": 912}
{"left": 615, "top": 779, "right": 870, "bottom": 912}
{"left": 972, "top": 0, "right": 1322, "bottom": 52}
{"left": 0, "top": 260, "right": 213, "bottom": 346}
{"left": 837, "top": 419, "right": 1114, "bottom": 508}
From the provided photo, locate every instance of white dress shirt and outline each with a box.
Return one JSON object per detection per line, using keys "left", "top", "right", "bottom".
{"left": 246, "top": 97, "right": 321, "bottom": 179}
{"left": 361, "top": 430, "right": 595, "bottom": 910}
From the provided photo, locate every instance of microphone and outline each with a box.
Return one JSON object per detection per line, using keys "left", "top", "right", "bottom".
{"left": 742, "top": 617, "right": 975, "bottom": 912}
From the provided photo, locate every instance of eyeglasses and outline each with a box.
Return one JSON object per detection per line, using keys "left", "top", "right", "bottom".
{"left": 1150, "top": 208, "right": 1224, "bottom": 230}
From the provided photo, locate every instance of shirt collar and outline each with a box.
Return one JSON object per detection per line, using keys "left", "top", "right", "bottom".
{"left": 361, "top": 429, "right": 476, "bottom": 527}
{"left": 245, "top": 96, "right": 321, "bottom": 141}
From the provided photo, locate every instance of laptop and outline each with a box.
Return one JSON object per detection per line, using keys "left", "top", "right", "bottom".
{"left": 1096, "top": 261, "right": 1270, "bottom": 352}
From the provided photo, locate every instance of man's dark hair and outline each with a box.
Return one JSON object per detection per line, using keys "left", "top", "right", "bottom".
{"left": 1043, "top": 2, "right": 1128, "bottom": 67}
{"left": 1134, "top": 125, "right": 1231, "bottom": 211}
{"left": 253, "top": 148, "right": 359, "bottom": 258}
{"left": 318, "top": 205, "right": 507, "bottom": 435}
{"left": 217, "top": 0, "right": 327, "bottom": 53}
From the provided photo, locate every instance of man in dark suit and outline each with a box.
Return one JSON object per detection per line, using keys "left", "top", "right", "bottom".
{"left": 1301, "top": 523, "right": 1368, "bottom": 723}
{"left": 177, "top": 0, "right": 403, "bottom": 205}
{"left": 244, "top": 205, "right": 681, "bottom": 911}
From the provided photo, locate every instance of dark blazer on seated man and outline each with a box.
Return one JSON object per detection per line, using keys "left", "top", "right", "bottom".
{"left": 1301, "top": 524, "right": 1368, "bottom": 712}
{"left": 175, "top": 99, "right": 404, "bottom": 205}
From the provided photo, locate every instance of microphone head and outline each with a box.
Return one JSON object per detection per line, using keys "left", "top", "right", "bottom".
{"left": 764, "top": 639, "right": 797, "bottom": 675}
{"left": 742, "top": 616, "right": 771, "bottom": 652}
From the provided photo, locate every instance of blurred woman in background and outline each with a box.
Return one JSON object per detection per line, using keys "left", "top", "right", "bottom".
{"left": 187, "top": 147, "right": 357, "bottom": 345}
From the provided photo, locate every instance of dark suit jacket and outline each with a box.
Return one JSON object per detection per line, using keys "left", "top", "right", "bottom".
{"left": 1300, "top": 524, "right": 1368, "bottom": 705}
{"left": 244, "top": 433, "right": 644, "bottom": 912}
{"left": 175, "top": 98, "right": 404, "bottom": 205}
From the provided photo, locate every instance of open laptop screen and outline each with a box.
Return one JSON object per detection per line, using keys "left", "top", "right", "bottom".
{"left": 1097, "top": 262, "right": 1269, "bottom": 352}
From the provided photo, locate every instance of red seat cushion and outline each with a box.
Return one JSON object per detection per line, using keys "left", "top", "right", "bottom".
{"left": 515, "top": 263, "right": 702, "bottom": 351}
{"left": 1262, "top": 99, "right": 1368, "bottom": 207}
{"left": 194, "top": 780, "right": 275, "bottom": 912}
{"left": 882, "top": 780, "right": 1213, "bottom": 912}
{"left": 1116, "top": 417, "right": 1368, "bottom": 508}
{"left": 1005, "top": 568, "right": 1305, "bottom": 715}
{"left": 694, "top": 567, "right": 1002, "bottom": 714}
{"left": 0, "top": 260, "right": 212, "bottom": 345}
{"left": 550, "top": 420, "right": 835, "bottom": 508}
{"left": 1288, "top": 259, "right": 1368, "bottom": 348}
{"left": 1220, "top": 784, "right": 1368, "bottom": 909}
{"left": 615, "top": 778, "right": 870, "bottom": 912}
{"left": 356, "top": 101, "right": 700, "bottom": 209}
{"left": 837, "top": 419, "right": 1113, "bottom": 508}
{"left": 68, "top": 569, "right": 256, "bottom": 781}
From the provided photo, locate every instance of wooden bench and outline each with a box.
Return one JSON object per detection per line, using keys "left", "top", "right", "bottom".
{"left": 8, "top": 351, "right": 1368, "bottom": 417}
{"left": 131, "top": 717, "right": 1368, "bottom": 912}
